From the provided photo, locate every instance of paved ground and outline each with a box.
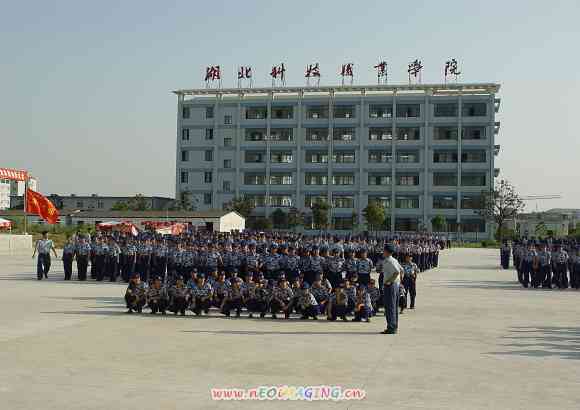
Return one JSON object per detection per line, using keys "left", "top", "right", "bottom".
{"left": 0, "top": 248, "right": 578, "bottom": 410}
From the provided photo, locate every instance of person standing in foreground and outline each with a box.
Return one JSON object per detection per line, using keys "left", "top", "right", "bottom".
{"left": 32, "top": 231, "right": 58, "bottom": 280}
{"left": 378, "top": 244, "right": 403, "bottom": 335}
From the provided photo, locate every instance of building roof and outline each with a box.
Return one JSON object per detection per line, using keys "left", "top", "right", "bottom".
{"left": 44, "top": 195, "right": 174, "bottom": 200}
{"left": 70, "top": 210, "right": 238, "bottom": 219}
{"left": 174, "top": 82, "right": 500, "bottom": 97}
{"left": 546, "top": 208, "right": 580, "bottom": 215}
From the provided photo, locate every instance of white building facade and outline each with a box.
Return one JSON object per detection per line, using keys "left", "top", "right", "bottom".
{"left": 0, "top": 179, "right": 10, "bottom": 210}
{"left": 174, "top": 83, "right": 501, "bottom": 238}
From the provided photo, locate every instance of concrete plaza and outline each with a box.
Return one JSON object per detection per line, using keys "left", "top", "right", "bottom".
{"left": 0, "top": 248, "right": 578, "bottom": 410}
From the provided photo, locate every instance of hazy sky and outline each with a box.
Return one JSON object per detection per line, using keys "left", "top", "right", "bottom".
{"left": 1, "top": 0, "right": 579, "bottom": 211}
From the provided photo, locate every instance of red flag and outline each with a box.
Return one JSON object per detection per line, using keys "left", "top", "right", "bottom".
{"left": 26, "top": 189, "right": 59, "bottom": 224}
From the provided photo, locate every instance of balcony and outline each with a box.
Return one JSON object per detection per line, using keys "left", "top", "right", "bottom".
{"left": 494, "top": 98, "right": 501, "bottom": 113}
{"left": 494, "top": 145, "right": 500, "bottom": 156}
{"left": 494, "top": 122, "right": 500, "bottom": 135}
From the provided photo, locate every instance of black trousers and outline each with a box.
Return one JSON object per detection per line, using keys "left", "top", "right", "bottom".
{"left": 37, "top": 254, "right": 51, "bottom": 279}
{"left": 330, "top": 304, "right": 347, "bottom": 320}
{"left": 270, "top": 299, "right": 290, "bottom": 317}
{"left": 171, "top": 296, "right": 189, "bottom": 314}
{"left": 95, "top": 255, "right": 106, "bottom": 281}
{"left": 222, "top": 298, "right": 243, "bottom": 316}
{"left": 106, "top": 258, "right": 118, "bottom": 282}
{"left": 125, "top": 294, "right": 145, "bottom": 311}
{"left": 148, "top": 299, "right": 168, "bottom": 313}
{"left": 402, "top": 275, "right": 416, "bottom": 308}
{"left": 192, "top": 297, "right": 211, "bottom": 314}
{"left": 63, "top": 254, "right": 74, "bottom": 280}
{"left": 76, "top": 255, "right": 88, "bottom": 281}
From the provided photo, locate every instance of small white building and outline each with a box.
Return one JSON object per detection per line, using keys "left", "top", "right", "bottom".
{"left": 0, "top": 179, "right": 10, "bottom": 210}
{"left": 68, "top": 210, "right": 245, "bottom": 232}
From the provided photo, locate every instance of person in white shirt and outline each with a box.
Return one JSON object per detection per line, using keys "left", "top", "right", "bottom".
{"left": 32, "top": 231, "right": 58, "bottom": 280}
{"left": 377, "top": 244, "right": 403, "bottom": 334}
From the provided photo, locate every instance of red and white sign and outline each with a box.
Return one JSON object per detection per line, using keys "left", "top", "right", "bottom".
{"left": 97, "top": 221, "right": 139, "bottom": 236}
{"left": 0, "top": 217, "right": 12, "bottom": 229}
{"left": 0, "top": 168, "right": 27, "bottom": 181}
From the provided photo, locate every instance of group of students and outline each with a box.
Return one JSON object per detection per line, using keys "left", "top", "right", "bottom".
{"left": 124, "top": 251, "right": 422, "bottom": 322}
{"left": 501, "top": 240, "right": 580, "bottom": 289}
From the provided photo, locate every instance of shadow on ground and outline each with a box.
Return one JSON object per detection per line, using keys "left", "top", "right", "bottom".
{"left": 487, "top": 326, "right": 580, "bottom": 360}
{"left": 182, "top": 329, "right": 379, "bottom": 336}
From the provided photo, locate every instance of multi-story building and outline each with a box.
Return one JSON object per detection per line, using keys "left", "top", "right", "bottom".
{"left": 0, "top": 179, "right": 10, "bottom": 210}
{"left": 10, "top": 177, "right": 38, "bottom": 196}
{"left": 10, "top": 194, "right": 174, "bottom": 211}
{"left": 174, "top": 83, "right": 501, "bottom": 238}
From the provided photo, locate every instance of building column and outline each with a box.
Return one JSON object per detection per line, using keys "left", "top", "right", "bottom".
{"left": 175, "top": 94, "right": 184, "bottom": 201}
{"left": 423, "top": 91, "right": 430, "bottom": 231}
{"left": 265, "top": 91, "right": 273, "bottom": 218}
{"left": 296, "top": 91, "right": 303, "bottom": 212}
{"left": 358, "top": 90, "right": 365, "bottom": 228}
{"left": 235, "top": 96, "right": 242, "bottom": 199}
{"left": 456, "top": 91, "right": 463, "bottom": 237}
{"left": 328, "top": 90, "right": 335, "bottom": 226}
{"left": 390, "top": 91, "right": 397, "bottom": 232}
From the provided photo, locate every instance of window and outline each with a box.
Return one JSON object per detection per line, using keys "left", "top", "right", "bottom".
{"left": 461, "top": 151, "right": 486, "bottom": 163}
{"left": 395, "top": 218, "right": 419, "bottom": 231}
{"left": 204, "top": 150, "right": 213, "bottom": 161}
{"left": 224, "top": 115, "right": 232, "bottom": 125}
{"left": 306, "top": 128, "right": 329, "bottom": 141}
{"left": 305, "top": 195, "right": 327, "bottom": 207}
{"left": 461, "top": 219, "right": 485, "bottom": 233}
{"left": 334, "top": 105, "right": 355, "bottom": 119}
{"left": 368, "top": 174, "right": 391, "bottom": 186}
{"left": 369, "top": 104, "right": 393, "bottom": 119}
{"left": 369, "top": 127, "right": 392, "bottom": 141}
{"left": 462, "top": 127, "right": 486, "bottom": 140}
{"left": 306, "top": 105, "right": 329, "bottom": 119}
{"left": 222, "top": 181, "right": 231, "bottom": 192}
{"left": 205, "top": 106, "right": 214, "bottom": 119}
{"left": 369, "top": 196, "right": 391, "bottom": 209}
{"left": 368, "top": 151, "right": 392, "bottom": 163}
{"left": 245, "top": 128, "right": 266, "bottom": 141}
{"left": 224, "top": 138, "right": 233, "bottom": 147}
{"left": 333, "top": 128, "right": 355, "bottom": 142}
{"left": 246, "top": 195, "right": 266, "bottom": 207}
{"left": 271, "top": 151, "right": 293, "bottom": 163}
{"left": 97, "top": 201, "right": 104, "bottom": 209}
{"left": 462, "top": 103, "right": 487, "bottom": 117}
{"left": 433, "top": 127, "right": 458, "bottom": 140}
{"left": 305, "top": 151, "right": 328, "bottom": 164}
{"left": 396, "top": 196, "right": 419, "bottom": 209}
{"left": 182, "top": 107, "right": 190, "bottom": 119}
{"left": 244, "top": 151, "right": 265, "bottom": 163}
{"left": 272, "top": 106, "right": 293, "bottom": 119}
{"left": 461, "top": 174, "right": 486, "bottom": 186}
{"left": 245, "top": 107, "right": 267, "bottom": 119}
{"left": 76, "top": 201, "right": 84, "bottom": 208}
{"left": 397, "top": 104, "right": 420, "bottom": 118}
{"left": 333, "top": 196, "right": 354, "bottom": 208}
{"left": 204, "top": 172, "right": 213, "bottom": 183}
{"left": 203, "top": 193, "right": 212, "bottom": 205}
{"left": 181, "top": 150, "right": 189, "bottom": 162}
{"left": 433, "top": 173, "right": 457, "bottom": 186}
{"left": 180, "top": 171, "right": 188, "bottom": 184}
{"left": 244, "top": 174, "right": 266, "bottom": 185}
{"left": 433, "top": 151, "right": 458, "bottom": 163}
{"left": 270, "top": 174, "right": 293, "bottom": 185}
{"left": 223, "top": 159, "right": 232, "bottom": 169}
{"left": 270, "top": 128, "right": 293, "bottom": 142}
{"left": 434, "top": 103, "right": 458, "bottom": 117}
{"left": 397, "top": 175, "right": 419, "bottom": 186}
{"left": 205, "top": 128, "right": 214, "bottom": 140}
{"left": 333, "top": 151, "right": 355, "bottom": 163}
{"left": 333, "top": 217, "right": 354, "bottom": 230}
{"left": 332, "top": 174, "right": 354, "bottom": 185}
{"left": 433, "top": 195, "right": 457, "bottom": 209}
{"left": 181, "top": 128, "right": 190, "bottom": 141}
{"left": 462, "top": 195, "right": 483, "bottom": 209}
{"left": 305, "top": 174, "right": 328, "bottom": 185}
{"left": 396, "top": 127, "right": 420, "bottom": 141}
{"left": 269, "top": 195, "right": 293, "bottom": 207}
{"left": 397, "top": 152, "right": 419, "bottom": 163}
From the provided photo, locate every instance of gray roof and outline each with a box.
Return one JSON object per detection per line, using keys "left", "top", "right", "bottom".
{"left": 70, "top": 210, "right": 238, "bottom": 219}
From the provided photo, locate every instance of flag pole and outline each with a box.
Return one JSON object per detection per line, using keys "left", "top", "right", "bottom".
{"left": 23, "top": 174, "right": 28, "bottom": 235}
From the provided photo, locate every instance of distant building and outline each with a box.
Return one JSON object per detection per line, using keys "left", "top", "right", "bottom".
{"left": 10, "top": 177, "right": 38, "bottom": 196}
{"left": 10, "top": 194, "right": 174, "bottom": 212}
{"left": 510, "top": 212, "right": 571, "bottom": 237}
{"left": 0, "top": 179, "right": 10, "bottom": 210}
{"left": 0, "top": 176, "right": 37, "bottom": 210}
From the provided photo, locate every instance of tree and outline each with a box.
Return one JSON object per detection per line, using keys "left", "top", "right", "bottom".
{"left": 431, "top": 215, "right": 446, "bottom": 232}
{"left": 111, "top": 201, "right": 129, "bottom": 211}
{"left": 127, "top": 194, "right": 149, "bottom": 211}
{"left": 363, "top": 201, "right": 386, "bottom": 231}
{"left": 168, "top": 190, "right": 197, "bottom": 211}
{"left": 478, "top": 179, "right": 525, "bottom": 242}
{"left": 224, "top": 196, "right": 254, "bottom": 218}
{"left": 287, "top": 207, "right": 304, "bottom": 229}
{"left": 271, "top": 208, "right": 288, "bottom": 229}
{"left": 310, "top": 201, "right": 330, "bottom": 230}
{"left": 251, "top": 217, "right": 273, "bottom": 230}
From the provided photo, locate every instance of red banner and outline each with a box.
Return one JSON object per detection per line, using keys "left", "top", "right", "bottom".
{"left": 26, "top": 189, "right": 59, "bottom": 224}
{"left": 0, "top": 168, "right": 27, "bottom": 181}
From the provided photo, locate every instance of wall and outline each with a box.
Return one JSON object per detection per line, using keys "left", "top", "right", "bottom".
{"left": 219, "top": 212, "right": 245, "bottom": 232}
{"left": 0, "top": 234, "right": 33, "bottom": 253}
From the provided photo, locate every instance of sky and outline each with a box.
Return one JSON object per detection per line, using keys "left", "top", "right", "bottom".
{"left": 1, "top": 0, "right": 579, "bottom": 211}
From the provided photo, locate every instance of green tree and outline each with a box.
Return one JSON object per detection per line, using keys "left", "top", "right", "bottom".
{"left": 111, "top": 201, "right": 129, "bottom": 211}
{"left": 168, "top": 191, "right": 197, "bottom": 211}
{"left": 271, "top": 208, "right": 288, "bottom": 229}
{"left": 224, "top": 196, "right": 254, "bottom": 218}
{"left": 431, "top": 215, "right": 447, "bottom": 232}
{"left": 127, "top": 194, "right": 149, "bottom": 211}
{"left": 478, "top": 179, "right": 525, "bottom": 242}
{"left": 363, "top": 201, "right": 386, "bottom": 231}
{"left": 310, "top": 201, "right": 330, "bottom": 230}
{"left": 287, "top": 207, "right": 304, "bottom": 229}
{"left": 251, "top": 217, "right": 273, "bottom": 230}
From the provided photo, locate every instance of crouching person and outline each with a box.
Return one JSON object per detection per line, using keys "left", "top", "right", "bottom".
{"left": 191, "top": 274, "right": 213, "bottom": 316}
{"left": 367, "top": 279, "right": 380, "bottom": 316}
{"left": 254, "top": 279, "right": 271, "bottom": 318}
{"left": 327, "top": 284, "right": 348, "bottom": 321}
{"left": 169, "top": 276, "right": 189, "bottom": 316}
{"left": 353, "top": 286, "right": 372, "bottom": 323}
{"left": 270, "top": 278, "right": 293, "bottom": 319}
{"left": 125, "top": 273, "right": 147, "bottom": 314}
{"left": 221, "top": 278, "right": 244, "bottom": 317}
{"left": 298, "top": 283, "right": 319, "bottom": 320}
{"left": 147, "top": 276, "right": 168, "bottom": 315}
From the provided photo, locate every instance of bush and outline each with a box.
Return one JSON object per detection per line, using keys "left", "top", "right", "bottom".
{"left": 481, "top": 240, "right": 499, "bottom": 248}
